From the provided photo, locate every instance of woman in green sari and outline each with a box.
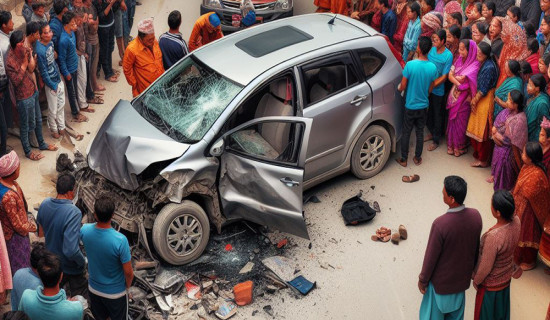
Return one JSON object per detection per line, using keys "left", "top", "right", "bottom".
{"left": 493, "top": 60, "right": 523, "bottom": 122}
{"left": 525, "top": 74, "right": 550, "bottom": 142}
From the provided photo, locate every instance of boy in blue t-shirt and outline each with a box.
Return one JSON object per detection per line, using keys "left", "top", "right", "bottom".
{"left": 80, "top": 195, "right": 134, "bottom": 320}
{"left": 397, "top": 36, "right": 438, "bottom": 168}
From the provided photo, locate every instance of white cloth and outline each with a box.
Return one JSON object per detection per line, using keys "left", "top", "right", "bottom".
{"left": 77, "top": 55, "right": 88, "bottom": 110}
{"left": 45, "top": 80, "right": 66, "bottom": 132}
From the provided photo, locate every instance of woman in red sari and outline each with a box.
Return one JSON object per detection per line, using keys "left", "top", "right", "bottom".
{"left": 527, "top": 38, "right": 541, "bottom": 75}
{"left": 393, "top": 0, "right": 409, "bottom": 53}
{"left": 539, "top": 117, "right": 550, "bottom": 275}
{"left": 513, "top": 142, "right": 550, "bottom": 271}
{"left": 495, "top": 17, "right": 529, "bottom": 87}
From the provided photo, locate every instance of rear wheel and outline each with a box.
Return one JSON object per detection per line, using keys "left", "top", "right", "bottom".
{"left": 350, "top": 125, "right": 391, "bottom": 179}
{"left": 152, "top": 201, "right": 210, "bottom": 265}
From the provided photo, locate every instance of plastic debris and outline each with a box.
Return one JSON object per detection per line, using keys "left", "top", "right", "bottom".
{"left": 262, "top": 256, "right": 296, "bottom": 282}
{"left": 233, "top": 281, "right": 254, "bottom": 306}
{"left": 276, "top": 239, "right": 288, "bottom": 249}
{"left": 225, "top": 244, "right": 233, "bottom": 251}
{"left": 288, "top": 275, "right": 316, "bottom": 295}
{"left": 215, "top": 301, "right": 237, "bottom": 319}
{"left": 239, "top": 262, "right": 254, "bottom": 274}
{"left": 185, "top": 281, "right": 201, "bottom": 300}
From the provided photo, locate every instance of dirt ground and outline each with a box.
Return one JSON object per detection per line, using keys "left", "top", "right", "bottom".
{"left": 6, "top": 0, "right": 549, "bottom": 319}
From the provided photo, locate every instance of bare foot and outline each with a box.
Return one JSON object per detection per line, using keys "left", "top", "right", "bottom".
{"left": 486, "top": 176, "right": 494, "bottom": 183}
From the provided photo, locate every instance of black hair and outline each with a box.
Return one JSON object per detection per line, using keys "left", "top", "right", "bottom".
{"left": 450, "top": 12, "right": 463, "bottom": 26}
{"left": 474, "top": 21, "right": 488, "bottom": 35}
{"left": 460, "top": 26, "right": 472, "bottom": 40}
{"left": 30, "top": 242, "right": 46, "bottom": 269}
{"left": 491, "top": 190, "right": 515, "bottom": 222}
{"left": 408, "top": 1, "right": 421, "bottom": 18}
{"left": 9, "top": 30, "right": 24, "bottom": 49}
{"left": 524, "top": 21, "right": 536, "bottom": 39}
{"left": 527, "top": 38, "right": 539, "bottom": 54}
{"left": 507, "top": 59, "right": 521, "bottom": 77}
{"left": 424, "top": 0, "right": 435, "bottom": 10}
{"left": 32, "top": 3, "right": 45, "bottom": 10}
{"left": 25, "top": 21, "right": 40, "bottom": 37}
{"left": 443, "top": 175, "right": 467, "bottom": 205}
{"left": 435, "top": 29, "right": 447, "bottom": 43}
{"left": 509, "top": 89, "right": 525, "bottom": 112}
{"left": 460, "top": 39, "right": 470, "bottom": 52}
{"left": 37, "top": 252, "right": 62, "bottom": 288}
{"left": 38, "top": 21, "right": 49, "bottom": 35}
{"left": 2, "top": 312, "right": 30, "bottom": 320}
{"left": 62, "top": 10, "right": 75, "bottom": 25}
{"left": 53, "top": 0, "right": 68, "bottom": 15}
{"left": 508, "top": 6, "right": 521, "bottom": 20}
{"left": 56, "top": 173, "right": 75, "bottom": 195}
{"left": 449, "top": 24, "right": 461, "bottom": 39}
{"left": 520, "top": 60, "right": 533, "bottom": 76}
{"left": 544, "top": 52, "right": 550, "bottom": 66}
{"left": 544, "top": 15, "right": 550, "bottom": 27}
{"left": 167, "top": 10, "right": 182, "bottom": 30}
{"left": 0, "top": 11, "right": 12, "bottom": 29}
{"left": 473, "top": 2, "right": 482, "bottom": 13}
{"left": 524, "top": 141, "right": 546, "bottom": 173}
{"left": 483, "top": 1, "right": 496, "bottom": 15}
{"left": 478, "top": 41, "right": 491, "bottom": 57}
{"left": 94, "top": 194, "right": 115, "bottom": 223}
{"left": 418, "top": 36, "right": 432, "bottom": 55}
{"left": 530, "top": 73, "right": 547, "bottom": 94}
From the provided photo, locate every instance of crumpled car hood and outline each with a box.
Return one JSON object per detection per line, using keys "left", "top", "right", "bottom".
{"left": 88, "top": 100, "right": 190, "bottom": 191}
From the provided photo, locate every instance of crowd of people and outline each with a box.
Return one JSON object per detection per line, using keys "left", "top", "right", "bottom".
{"left": 314, "top": 0, "right": 550, "bottom": 318}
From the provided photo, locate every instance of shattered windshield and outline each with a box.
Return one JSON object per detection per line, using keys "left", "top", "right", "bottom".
{"left": 135, "top": 56, "right": 243, "bottom": 143}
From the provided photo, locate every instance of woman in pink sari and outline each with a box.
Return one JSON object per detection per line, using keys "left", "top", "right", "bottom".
{"left": 447, "top": 39, "right": 481, "bottom": 156}
{"left": 0, "top": 221, "right": 11, "bottom": 304}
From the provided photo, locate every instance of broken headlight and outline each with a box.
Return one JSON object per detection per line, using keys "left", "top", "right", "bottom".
{"left": 275, "top": 0, "right": 292, "bottom": 10}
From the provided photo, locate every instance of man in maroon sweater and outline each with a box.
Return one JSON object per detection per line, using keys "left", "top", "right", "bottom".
{"left": 418, "top": 175, "right": 482, "bottom": 319}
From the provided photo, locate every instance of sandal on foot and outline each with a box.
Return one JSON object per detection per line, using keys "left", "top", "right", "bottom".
{"left": 427, "top": 143, "right": 439, "bottom": 151}
{"left": 395, "top": 158, "right": 407, "bottom": 167}
{"left": 72, "top": 114, "right": 88, "bottom": 122}
{"left": 454, "top": 148, "right": 467, "bottom": 157}
{"left": 41, "top": 144, "right": 58, "bottom": 151}
{"left": 447, "top": 147, "right": 453, "bottom": 155}
{"left": 391, "top": 233, "right": 400, "bottom": 244}
{"left": 51, "top": 132, "right": 60, "bottom": 139}
{"left": 399, "top": 225, "right": 408, "bottom": 240}
{"left": 26, "top": 151, "right": 44, "bottom": 161}
{"left": 486, "top": 176, "right": 494, "bottom": 183}
{"left": 371, "top": 235, "right": 379, "bottom": 242}
{"left": 402, "top": 174, "right": 420, "bottom": 183}
{"left": 413, "top": 156, "right": 422, "bottom": 166}
{"left": 106, "top": 75, "right": 118, "bottom": 83}
{"left": 87, "top": 97, "right": 104, "bottom": 104}
{"left": 80, "top": 107, "right": 95, "bottom": 113}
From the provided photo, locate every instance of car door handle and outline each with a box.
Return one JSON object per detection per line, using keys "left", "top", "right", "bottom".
{"left": 350, "top": 95, "right": 368, "bottom": 105}
{"left": 280, "top": 177, "right": 300, "bottom": 187}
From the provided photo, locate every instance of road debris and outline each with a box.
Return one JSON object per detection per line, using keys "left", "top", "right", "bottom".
{"left": 225, "top": 244, "right": 233, "bottom": 251}
{"left": 262, "top": 256, "right": 297, "bottom": 282}
{"left": 288, "top": 275, "right": 316, "bottom": 295}
{"left": 340, "top": 192, "right": 377, "bottom": 225}
{"left": 239, "top": 262, "right": 254, "bottom": 274}
{"left": 263, "top": 305, "right": 274, "bottom": 317}
{"left": 276, "top": 239, "right": 288, "bottom": 248}
{"left": 234, "top": 281, "right": 254, "bottom": 306}
{"left": 215, "top": 301, "right": 237, "bottom": 319}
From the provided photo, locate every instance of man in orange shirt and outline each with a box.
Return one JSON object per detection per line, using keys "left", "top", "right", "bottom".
{"left": 188, "top": 12, "right": 223, "bottom": 52}
{"left": 122, "top": 18, "right": 164, "bottom": 97}
{"left": 313, "top": 0, "right": 348, "bottom": 14}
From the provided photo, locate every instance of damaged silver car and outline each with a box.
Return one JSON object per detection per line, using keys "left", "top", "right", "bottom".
{"left": 76, "top": 14, "right": 404, "bottom": 265}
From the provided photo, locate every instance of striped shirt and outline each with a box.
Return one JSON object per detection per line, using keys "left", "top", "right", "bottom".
{"left": 158, "top": 31, "right": 188, "bottom": 70}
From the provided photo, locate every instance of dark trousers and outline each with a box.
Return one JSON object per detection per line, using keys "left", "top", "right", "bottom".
{"left": 426, "top": 93, "right": 445, "bottom": 144}
{"left": 64, "top": 72, "right": 79, "bottom": 115}
{"left": 0, "top": 92, "right": 8, "bottom": 156}
{"left": 90, "top": 291, "right": 128, "bottom": 320}
{"left": 60, "top": 272, "right": 89, "bottom": 300}
{"left": 85, "top": 44, "right": 95, "bottom": 100}
{"left": 98, "top": 25, "right": 115, "bottom": 79}
{"left": 401, "top": 108, "right": 428, "bottom": 159}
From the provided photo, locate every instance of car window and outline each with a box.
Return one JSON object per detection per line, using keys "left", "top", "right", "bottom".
{"left": 227, "top": 121, "right": 304, "bottom": 164}
{"left": 358, "top": 49, "right": 385, "bottom": 80}
{"left": 302, "top": 62, "right": 358, "bottom": 106}
{"left": 135, "top": 56, "right": 243, "bottom": 144}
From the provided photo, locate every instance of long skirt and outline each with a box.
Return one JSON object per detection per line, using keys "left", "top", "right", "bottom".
{"left": 491, "top": 144, "right": 516, "bottom": 191}
{"left": 514, "top": 203, "right": 542, "bottom": 266}
{"left": 447, "top": 98, "right": 471, "bottom": 150}
{"left": 474, "top": 285, "right": 510, "bottom": 320}
{"left": 471, "top": 138, "right": 493, "bottom": 163}
{"left": 540, "top": 231, "right": 550, "bottom": 268}
{"left": 5, "top": 232, "right": 30, "bottom": 275}
{"left": 0, "top": 222, "right": 12, "bottom": 303}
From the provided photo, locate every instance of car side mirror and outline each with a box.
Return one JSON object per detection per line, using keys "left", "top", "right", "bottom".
{"left": 210, "top": 138, "right": 224, "bottom": 157}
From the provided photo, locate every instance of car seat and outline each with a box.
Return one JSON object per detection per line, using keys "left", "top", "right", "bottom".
{"left": 308, "top": 65, "right": 347, "bottom": 103}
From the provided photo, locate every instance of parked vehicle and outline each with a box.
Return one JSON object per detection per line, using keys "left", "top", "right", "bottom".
{"left": 77, "top": 14, "right": 404, "bottom": 265}
{"left": 200, "top": 0, "right": 293, "bottom": 33}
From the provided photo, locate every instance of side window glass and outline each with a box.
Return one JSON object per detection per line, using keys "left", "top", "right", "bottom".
{"left": 303, "top": 63, "right": 359, "bottom": 106}
{"left": 227, "top": 121, "right": 304, "bottom": 164}
{"left": 358, "top": 49, "right": 385, "bottom": 79}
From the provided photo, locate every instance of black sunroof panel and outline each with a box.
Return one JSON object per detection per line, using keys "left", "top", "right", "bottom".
{"left": 235, "top": 25, "right": 314, "bottom": 58}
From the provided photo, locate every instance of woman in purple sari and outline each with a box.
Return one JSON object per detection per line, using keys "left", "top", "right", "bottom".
{"left": 447, "top": 39, "right": 481, "bottom": 157}
{"left": 489, "top": 90, "right": 528, "bottom": 190}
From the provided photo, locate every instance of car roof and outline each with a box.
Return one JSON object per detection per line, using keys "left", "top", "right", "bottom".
{"left": 193, "top": 14, "right": 373, "bottom": 86}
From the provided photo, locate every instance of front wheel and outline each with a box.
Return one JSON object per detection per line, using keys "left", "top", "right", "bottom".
{"left": 350, "top": 125, "right": 391, "bottom": 179}
{"left": 152, "top": 201, "right": 210, "bottom": 265}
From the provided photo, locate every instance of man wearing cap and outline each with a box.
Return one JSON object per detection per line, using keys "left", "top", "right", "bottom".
{"left": 122, "top": 17, "right": 163, "bottom": 97}
{"left": 188, "top": 12, "right": 223, "bottom": 52}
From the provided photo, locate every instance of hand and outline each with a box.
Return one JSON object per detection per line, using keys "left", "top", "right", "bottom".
{"left": 66, "top": 74, "right": 72, "bottom": 81}
{"left": 50, "top": 89, "right": 56, "bottom": 95}
{"left": 473, "top": 283, "right": 478, "bottom": 290}
{"left": 351, "top": 11, "right": 360, "bottom": 20}
{"left": 84, "top": 53, "right": 89, "bottom": 61}
{"left": 418, "top": 280, "right": 427, "bottom": 294}
{"left": 121, "top": 1, "right": 127, "bottom": 10}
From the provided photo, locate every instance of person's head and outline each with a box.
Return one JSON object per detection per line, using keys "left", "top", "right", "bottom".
{"left": 448, "top": 12, "right": 463, "bottom": 27}
{"left": 506, "top": 90, "right": 524, "bottom": 112}
{"left": 9, "top": 30, "right": 24, "bottom": 52}
{"left": 447, "top": 24, "right": 461, "bottom": 44}
{"left": 469, "top": 2, "right": 482, "bottom": 19}
{"left": 417, "top": 36, "right": 432, "bottom": 57}
{"left": 460, "top": 26, "right": 472, "bottom": 40}
{"left": 407, "top": 1, "right": 421, "bottom": 20}
{"left": 0, "top": 11, "right": 13, "bottom": 33}
{"left": 539, "top": 53, "right": 550, "bottom": 73}
{"left": 443, "top": 176, "right": 467, "bottom": 206}
{"left": 505, "top": 59, "right": 520, "bottom": 78}
{"left": 0, "top": 151, "right": 20, "bottom": 180}
{"left": 432, "top": 29, "right": 447, "bottom": 48}
{"left": 421, "top": 0, "right": 435, "bottom": 13}
{"left": 477, "top": 41, "right": 491, "bottom": 62}
{"left": 507, "top": 6, "right": 521, "bottom": 23}
{"left": 522, "top": 141, "right": 544, "bottom": 167}
{"left": 56, "top": 173, "right": 75, "bottom": 197}
{"left": 72, "top": 0, "right": 83, "bottom": 8}
{"left": 524, "top": 21, "right": 537, "bottom": 39}
{"left": 38, "top": 23, "right": 52, "bottom": 42}
{"left": 472, "top": 21, "right": 487, "bottom": 43}
{"left": 37, "top": 252, "right": 62, "bottom": 289}
{"left": 491, "top": 190, "right": 515, "bottom": 222}
{"left": 527, "top": 38, "right": 540, "bottom": 55}
{"left": 539, "top": 117, "right": 550, "bottom": 145}
{"left": 30, "top": 242, "right": 46, "bottom": 270}
{"left": 542, "top": 0, "right": 550, "bottom": 13}
{"left": 31, "top": 3, "right": 45, "bottom": 16}
{"left": 94, "top": 194, "right": 115, "bottom": 223}
{"left": 542, "top": 15, "right": 550, "bottom": 36}
{"left": 482, "top": 1, "right": 495, "bottom": 19}
{"left": 62, "top": 10, "right": 76, "bottom": 32}
{"left": 53, "top": 0, "right": 68, "bottom": 16}
{"left": 527, "top": 73, "right": 547, "bottom": 97}
{"left": 25, "top": 0, "right": 32, "bottom": 4}
{"left": 207, "top": 13, "right": 221, "bottom": 32}
{"left": 520, "top": 61, "right": 533, "bottom": 81}
{"left": 489, "top": 17, "right": 502, "bottom": 39}
{"left": 137, "top": 18, "right": 156, "bottom": 48}
{"left": 458, "top": 39, "right": 470, "bottom": 58}
{"left": 167, "top": 10, "right": 181, "bottom": 31}
{"left": 25, "top": 21, "right": 40, "bottom": 43}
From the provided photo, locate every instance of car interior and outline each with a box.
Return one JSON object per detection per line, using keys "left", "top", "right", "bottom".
{"left": 304, "top": 63, "right": 358, "bottom": 106}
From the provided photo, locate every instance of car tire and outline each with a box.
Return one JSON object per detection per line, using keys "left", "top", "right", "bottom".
{"left": 152, "top": 201, "right": 210, "bottom": 265}
{"left": 351, "top": 125, "right": 391, "bottom": 179}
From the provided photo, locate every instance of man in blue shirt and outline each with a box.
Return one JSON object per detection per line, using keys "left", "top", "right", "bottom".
{"left": 37, "top": 174, "right": 87, "bottom": 299}
{"left": 81, "top": 195, "right": 133, "bottom": 320}
{"left": 19, "top": 252, "right": 83, "bottom": 320}
{"left": 378, "top": 0, "right": 397, "bottom": 42}
{"left": 159, "top": 10, "right": 188, "bottom": 70}
{"left": 427, "top": 29, "right": 454, "bottom": 151}
{"left": 11, "top": 243, "right": 46, "bottom": 310}
{"left": 397, "top": 36, "right": 438, "bottom": 167}
{"left": 49, "top": 0, "right": 68, "bottom": 54}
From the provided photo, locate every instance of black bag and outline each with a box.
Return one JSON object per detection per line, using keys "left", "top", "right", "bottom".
{"left": 340, "top": 193, "right": 376, "bottom": 225}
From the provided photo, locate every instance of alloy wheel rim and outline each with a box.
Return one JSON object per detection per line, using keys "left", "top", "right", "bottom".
{"left": 166, "top": 214, "right": 203, "bottom": 257}
{"left": 360, "top": 135, "right": 385, "bottom": 171}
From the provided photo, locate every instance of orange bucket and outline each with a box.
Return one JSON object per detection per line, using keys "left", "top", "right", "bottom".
{"left": 233, "top": 281, "right": 253, "bottom": 306}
